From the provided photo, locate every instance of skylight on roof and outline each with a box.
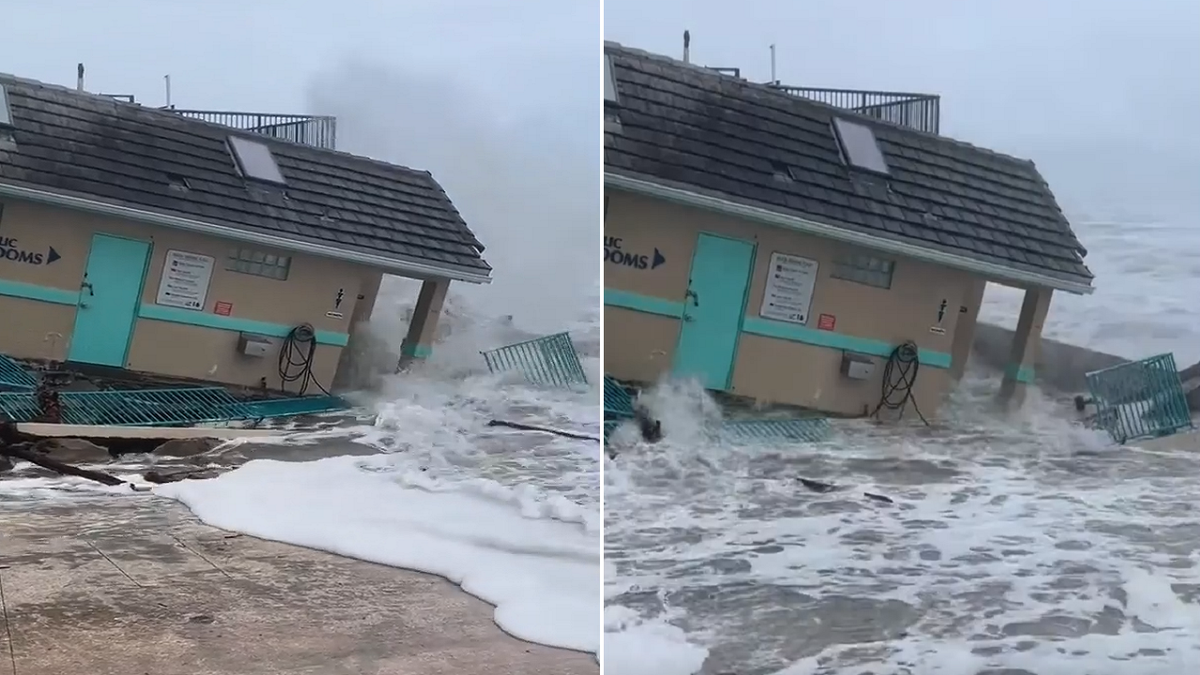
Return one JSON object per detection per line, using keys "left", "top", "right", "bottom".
{"left": 831, "top": 118, "right": 889, "bottom": 175}
{"left": 604, "top": 55, "right": 618, "bottom": 103}
{"left": 0, "top": 85, "right": 12, "bottom": 127}
{"left": 228, "top": 135, "right": 286, "bottom": 184}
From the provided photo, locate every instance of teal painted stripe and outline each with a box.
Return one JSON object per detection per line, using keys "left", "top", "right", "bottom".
{"left": 1004, "top": 363, "right": 1036, "bottom": 384}
{"left": 401, "top": 341, "right": 432, "bottom": 359}
{"left": 0, "top": 278, "right": 351, "bottom": 347}
{"left": 604, "top": 289, "right": 685, "bottom": 319}
{"left": 605, "top": 287, "right": 953, "bottom": 369}
{"left": 741, "top": 317, "right": 952, "bottom": 369}
{"left": 137, "top": 305, "right": 350, "bottom": 347}
{"left": 0, "top": 279, "right": 80, "bottom": 306}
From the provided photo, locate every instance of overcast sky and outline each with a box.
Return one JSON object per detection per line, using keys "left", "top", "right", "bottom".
{"left": 605, "top": 0, "right": 1200, "bottom": 224}
{"left": 2, "top": 0, "right": 601, "bottom": 331}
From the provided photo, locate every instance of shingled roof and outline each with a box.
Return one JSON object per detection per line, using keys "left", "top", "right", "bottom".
{"left": 0, "top": 73, "right": 491, "bottom": 283}
{"left": 604, "top": 42, "right": 1094, "bottom": 294}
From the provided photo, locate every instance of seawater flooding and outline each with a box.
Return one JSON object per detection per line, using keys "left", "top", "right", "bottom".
{"left": 604, "top": 218, "right": 1200, "bottom": 675}
{"left": 0, "top": 277, "right": 603, "bottom": 655}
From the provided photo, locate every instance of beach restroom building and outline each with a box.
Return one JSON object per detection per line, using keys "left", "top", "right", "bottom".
{"left": 603, "top": 43, "right": 1094, "bottom": 416}
{"left": 0, "top": 72, "right": 489, "bottom": 394}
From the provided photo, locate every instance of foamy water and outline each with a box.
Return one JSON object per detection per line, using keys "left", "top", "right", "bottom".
{"left": 604, "top": 218, "right": 1200, "bottom": 674}
{"left": 0, "top": 278, "right": 603, "bottom": 656}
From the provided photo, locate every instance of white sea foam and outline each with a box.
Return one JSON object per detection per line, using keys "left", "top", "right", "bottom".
{"left": 604, "top": 216, "right": 1200, "bottom": 674}
{"left": 156, "top": 451, "right": 600, "bottom": 652}
{"left": 1, "top": 283, "right": 602, "bottom": 657}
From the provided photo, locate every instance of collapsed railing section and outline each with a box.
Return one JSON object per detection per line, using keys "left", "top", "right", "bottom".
{"left": 481, "top": 332, "right": 589, "bottom": 388}
{"left": 1085, "top": 353, "right": 1193, "bottom": 443}
{"left": 0, "top": 384, "right": 347, "bottom": 427}
{"left": 602, "top": 373, "right": 832, "bottom": 446}
{"left": 0, "top": 354, "right": 37, "bottom": 391}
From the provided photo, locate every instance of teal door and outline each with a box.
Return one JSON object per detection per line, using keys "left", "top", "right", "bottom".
{"left": 673, "top": 233, "right": 756, "bottom": 390}
{"left": 68, "top": 234, "right": 152, "bottom": 367}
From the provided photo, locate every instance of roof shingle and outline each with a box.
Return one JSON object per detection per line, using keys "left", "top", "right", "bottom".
{"left": 0, "top": 73, "right": 491, "bottom": 280}
{"left": 604, "top": 42, "right": 1092, "bottom": 290}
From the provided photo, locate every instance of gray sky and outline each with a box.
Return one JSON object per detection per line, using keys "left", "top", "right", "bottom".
{"left": 605, "top": 0, "right": 1200, "bottom": 224}
{"left": 3, "top": 0, "right": 601, "bottom": 331}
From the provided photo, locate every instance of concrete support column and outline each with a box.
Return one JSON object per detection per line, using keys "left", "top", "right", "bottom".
{"left": 998, "top": 286, "right": 1053, "bottom": 406}
{"left": 331, "top": 271, "right": 385, "bottom": 391}
{"left": 397, "top": 278, "right": 450, "bottom": 371}
{"left": 950, "top": 278, "right": 987, "bottom": 381}
{"left": 352, "top": 272, "right": 384, "bottom": 325}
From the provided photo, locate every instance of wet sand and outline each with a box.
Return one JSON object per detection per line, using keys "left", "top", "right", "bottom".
{"left": 0, "top": 495, "right": 597, "bottom": 675}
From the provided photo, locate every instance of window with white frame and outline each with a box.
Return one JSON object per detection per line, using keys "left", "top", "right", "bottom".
{"left": 228, "top": 135, "right": 286, "bottom": 184}
{"left": 0, "top": 85, "right": 12, "bottom": 127}
{"left": 831, "top": 117, "right": 890, "bottom": 174}
{"left": 604, "top": 55, "right": 618, "bottom": 103}
{"left": 227, "top": 248, "right": 291, "bottom": 280}
{"left": 831, "top": 252, "right": 894, "bottom": 289}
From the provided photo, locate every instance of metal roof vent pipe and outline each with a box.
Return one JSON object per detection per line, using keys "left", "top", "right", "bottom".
{"left": 683, "top": 30, "right": 690, "bottom": 64}
{"left": 76, "top": 63, "right": 85, "bottom": 92}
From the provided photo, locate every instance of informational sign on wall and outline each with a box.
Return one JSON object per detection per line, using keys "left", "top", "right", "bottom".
{"left": 156, "top": 249, "right": 214, "bottom": 311}
{"left": 759, "top": 252, "right": 819, "bottom": 325}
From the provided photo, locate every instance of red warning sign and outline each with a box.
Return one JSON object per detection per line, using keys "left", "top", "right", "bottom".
{"left": 213, "top": 301, "right": 233, "bottom": 316}
{"left": 817, "top": 313, "right": 836, "bottom": 331}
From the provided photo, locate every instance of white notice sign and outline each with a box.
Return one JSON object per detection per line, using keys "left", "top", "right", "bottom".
{"left": 156, "top": 249, "right": 215, "bottom": 311}
{"left": 759, "top": 252, "right": 819, "bottom": 325}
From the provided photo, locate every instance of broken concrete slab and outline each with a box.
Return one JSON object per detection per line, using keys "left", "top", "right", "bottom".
{"left": 971, "top": 322, "right": 1129, "bottom": 394}
{"left": 972, "top": 322, "right": 1200, "bottom": 416}
{"left": 143, "top": 467, "right": 224, "bottom": 484}
{"left": 152, "top": 437, "right": 224, "bottom": 458}
{"left": 0, "top": 497, "right": 597, "bottom": 675}
{"left": 29, "top": 437, "right": 112, "bottom": 463}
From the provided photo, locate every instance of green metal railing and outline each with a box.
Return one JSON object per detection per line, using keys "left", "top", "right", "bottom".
{"left": 604, "top": 375, "right": 635, "bottom": 421}
{"left": 603, "top": 419, "right": 624, "bottom": 442}
{"left": 481, "top": 332, "right": 588, "bottom": 388}
{"left": 0, "top": 387, "right": 349, "bottom": 427}
{"left": 0, "top": 392, "right": 42, "bottom": 420}
{"left": 59, "top": 388, "right": 257, "bottom": 426}
{"left": 720, "top": 418, "right": 831, "bottom": 444}
{"left": 1085, "top": 353, "right": 1193, "bottom": 443}
{"left": 0, "top": 354, "right": 37, "bottom": 391}
{"left": 242, "top": 395, "right": 348, "bottom": 419}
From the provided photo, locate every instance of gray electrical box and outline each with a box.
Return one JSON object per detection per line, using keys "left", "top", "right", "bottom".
{"left": 841, "top": 352, "right": 876, "bottom": 380}
{"left": 237, "top": 332, "right": 274, "bottom": 358}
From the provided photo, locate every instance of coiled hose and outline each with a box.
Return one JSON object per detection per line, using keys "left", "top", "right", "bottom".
{"left": 278, "top": 323, "right": 329, "bottom": 396}
{"left": 869, "top": 340, "right": 929, "bottom": 425}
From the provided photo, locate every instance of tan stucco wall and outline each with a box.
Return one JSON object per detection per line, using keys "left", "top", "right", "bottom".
{"left": 0, "top": 199, "right": 383, "bottom": 392}
{"left": 604, "top": 191, "right": 986, "bottom": 417}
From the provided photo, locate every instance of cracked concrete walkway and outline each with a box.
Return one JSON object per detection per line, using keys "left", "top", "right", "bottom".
{"left": 0, "top": 495, "right": 598, "bottom": 674}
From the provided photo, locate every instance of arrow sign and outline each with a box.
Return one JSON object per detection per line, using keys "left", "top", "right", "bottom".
{"left": 651, "top": 248, "right": 666, "bottom": 270}
{"left": 46, "top": 247, "right": 60, "bottom": 264}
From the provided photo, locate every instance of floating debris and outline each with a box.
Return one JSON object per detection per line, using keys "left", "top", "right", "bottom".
{"left": 487, "top": 419, "right": 599, "bottom": 442}
{"left": 797, "top": 477, "right": 837, "bottom": 493}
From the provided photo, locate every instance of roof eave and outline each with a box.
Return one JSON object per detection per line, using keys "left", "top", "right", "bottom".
{"left": 605, "top": 171, "right": 1094, "bottom": 296}
{"left": 0, "top": 180, "right": 493, "bottom": 285}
